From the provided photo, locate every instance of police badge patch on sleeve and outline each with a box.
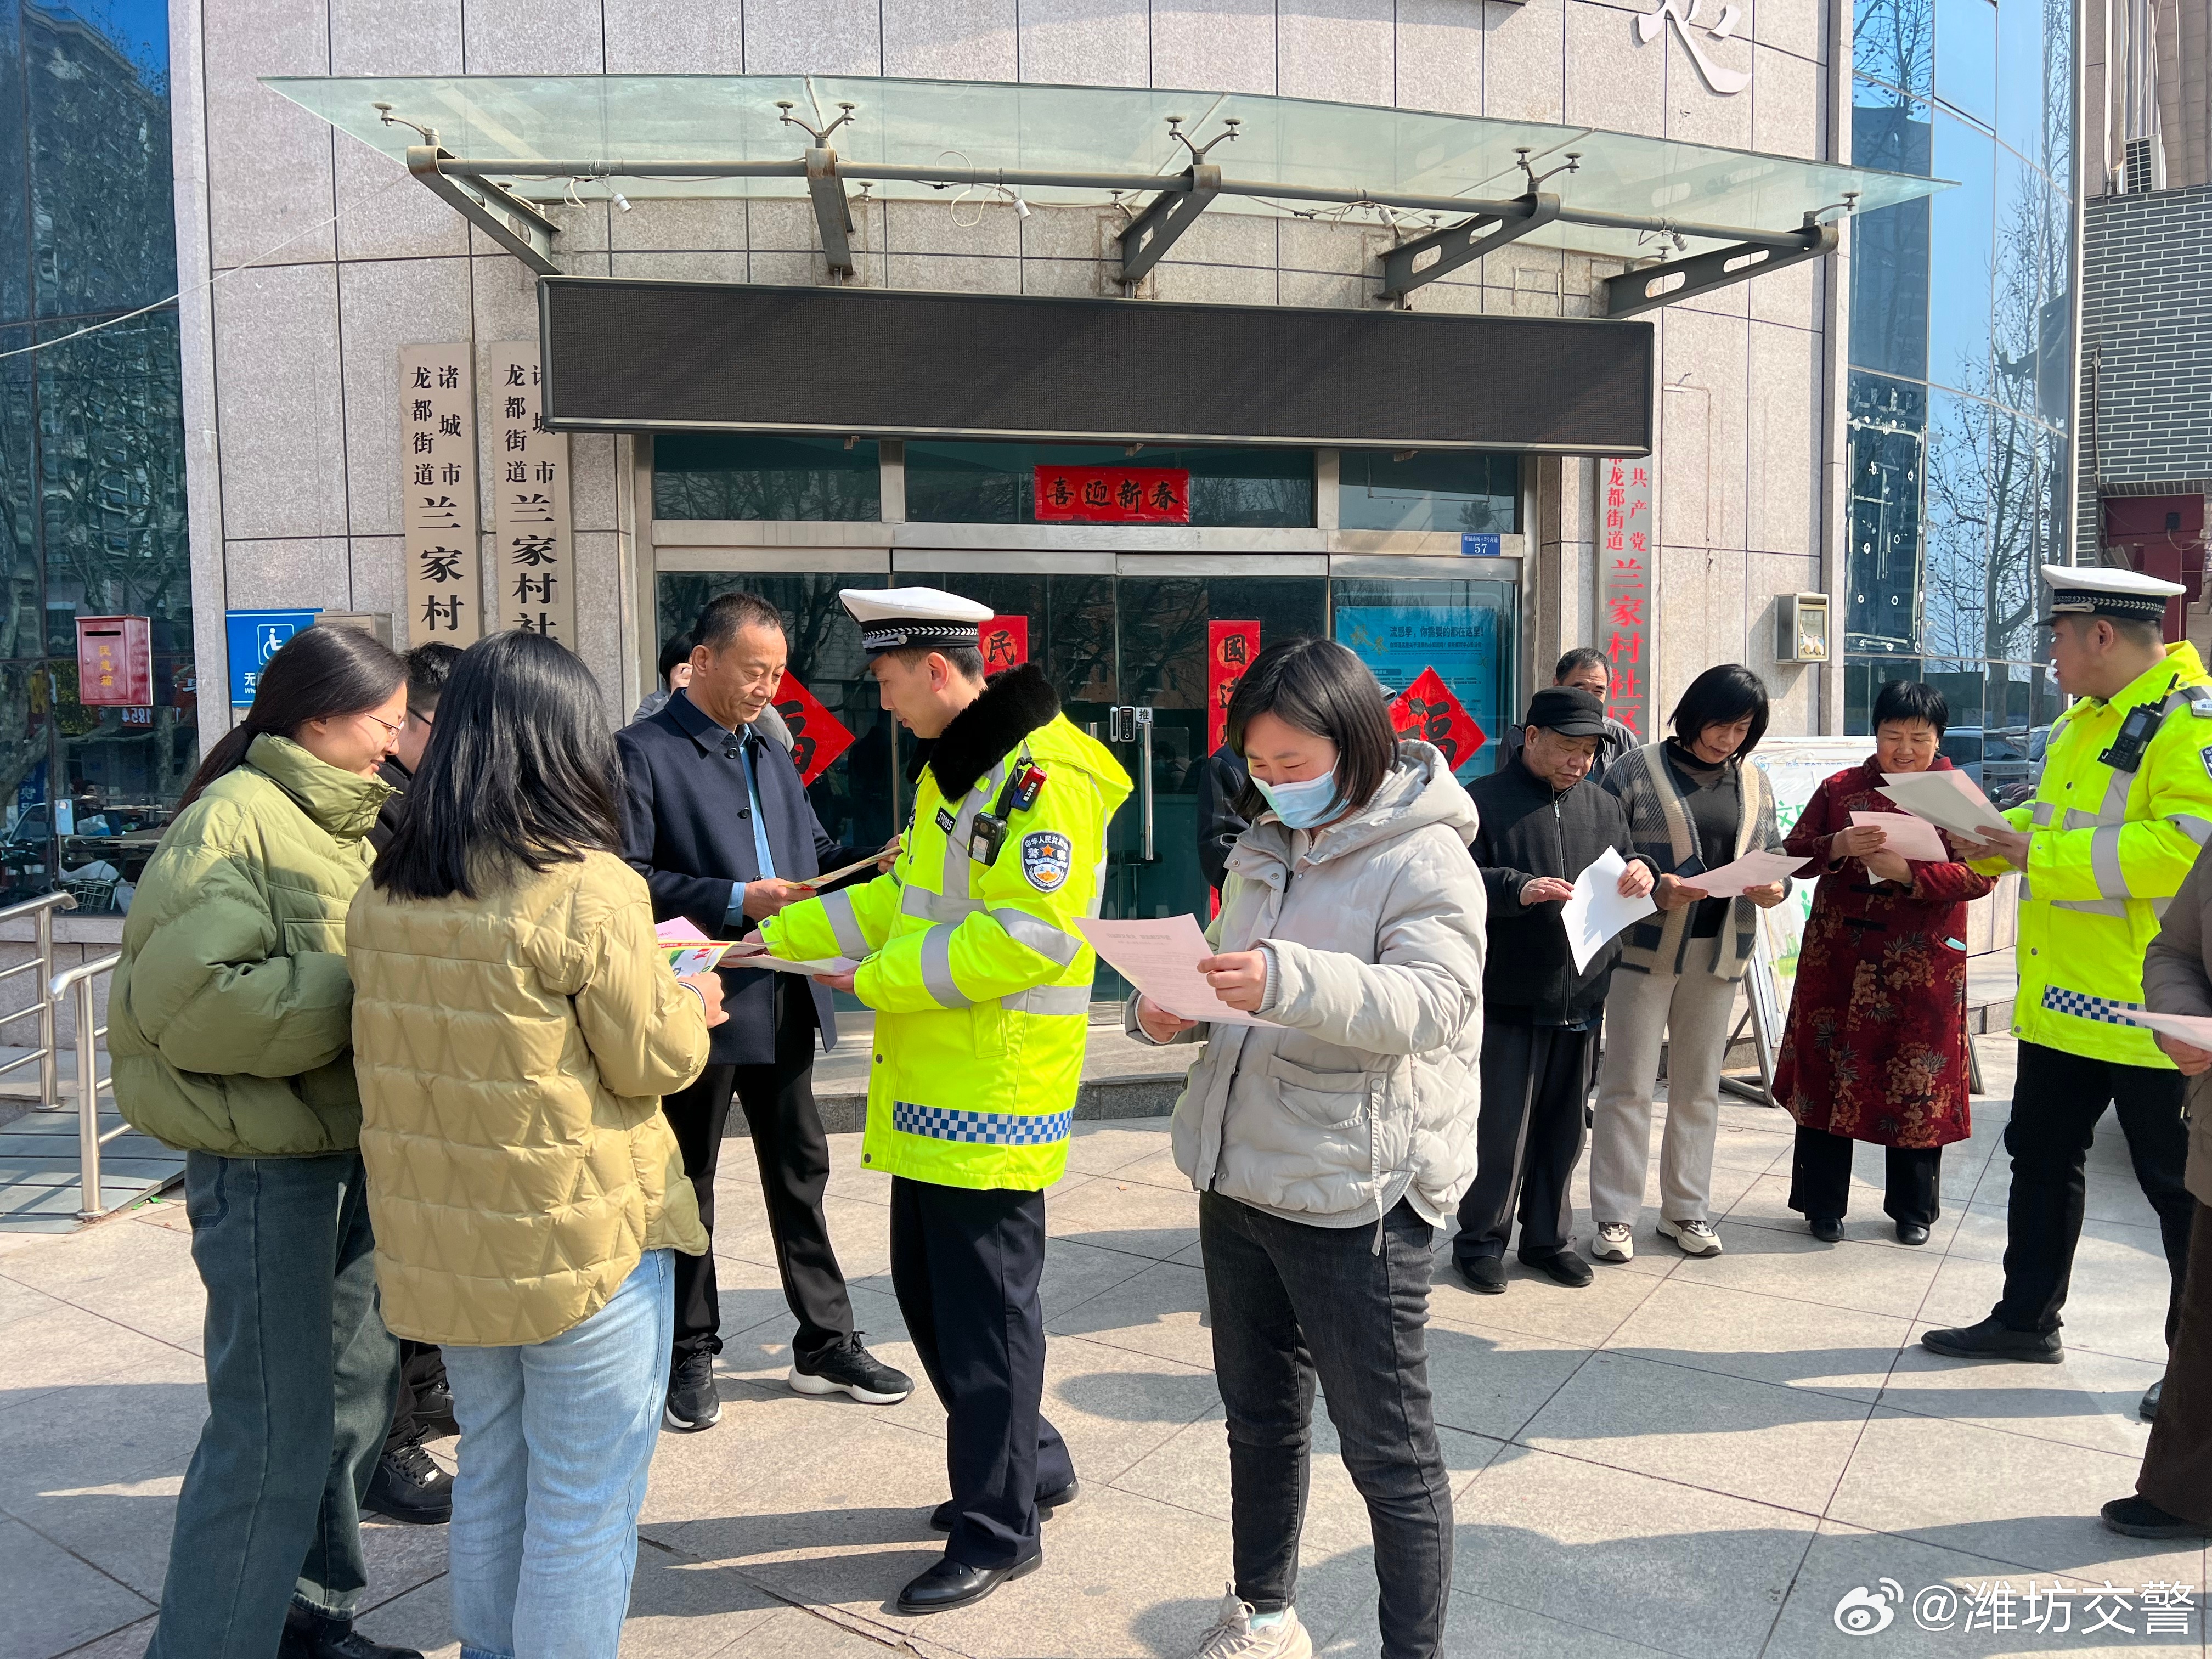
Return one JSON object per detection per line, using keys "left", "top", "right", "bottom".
{"left": 1020, "top": 831, "right": 1073, "bottom": 893}
{"left": 2201, "top": 744, "right": 2212, "bottom": 782}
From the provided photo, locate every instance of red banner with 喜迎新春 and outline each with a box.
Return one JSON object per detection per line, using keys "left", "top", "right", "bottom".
{"left": 1034, "top": 465, "right": 1192, "bottom": 524}
{"left": 771, "top": 672, "right": 856, "bottom": 786}
{"left": 1207, "top": 620, "right": 1260, "bottom": 753}
{"left": 980, "top": 616, "right": 1029, "bottom": 676}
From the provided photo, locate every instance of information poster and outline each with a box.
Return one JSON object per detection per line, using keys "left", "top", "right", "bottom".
{"left": 489, "top": 341, "right": 574, "bottom": 644}
{"left": 1334, "top": 605, "right": 1500, "bottom": 777}
{"left": 399, "top": 343, "right": 482, "bottom": 645}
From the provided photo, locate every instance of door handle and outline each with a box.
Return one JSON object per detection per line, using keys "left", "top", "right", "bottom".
{"left": 1108, "top": 705, "right": 1155, "bottom": 861}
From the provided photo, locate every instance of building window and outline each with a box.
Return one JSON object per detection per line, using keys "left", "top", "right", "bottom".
{"left": 904, "top": 442, "right": 1314, "bottom": 527}
{"left": 1335, "top": 450, "right": 1520, "bottom": 535}
{"left": 652, "top": 433, "right": 882, "bottom": 521}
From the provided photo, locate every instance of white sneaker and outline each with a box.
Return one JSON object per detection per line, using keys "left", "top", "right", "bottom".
{"left": 1658, "top": 1217, "right": 1724, "bottom": 1257}
{"left": 1592, "top": 1223, "right": 1634, "bottom": 1263}
{"left": 1193, "top": 1586, "right": 1313, "bottom": 1659}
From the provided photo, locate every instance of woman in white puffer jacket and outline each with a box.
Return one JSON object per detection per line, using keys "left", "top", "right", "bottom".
{"left": 1129, "top": 636, "right": 1486, "bottom": 1659}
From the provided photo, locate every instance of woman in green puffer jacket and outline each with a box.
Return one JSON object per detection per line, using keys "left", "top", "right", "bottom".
{"left": 109, "top": 623, "right": 420, "bottom": 1659}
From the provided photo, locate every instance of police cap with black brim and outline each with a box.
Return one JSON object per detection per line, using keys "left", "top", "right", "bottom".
{"left": 840, "top": 587, "right": 995, "bottom": 657}
{"left": 2037, "top": 563, "right": 2186, "bottom": 627}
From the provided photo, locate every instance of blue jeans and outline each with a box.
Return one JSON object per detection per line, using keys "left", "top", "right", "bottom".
{"left": 442, "top": 1250, "right": 675, "bottom": 1659}
{"left": 148, "top": 1152, "right": 397, "bottom": 1659}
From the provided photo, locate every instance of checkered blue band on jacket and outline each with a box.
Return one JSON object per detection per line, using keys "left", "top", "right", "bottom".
{"left": 891, "top": 1102, "right": 1074, "bottom": 1145}
{"left": 2040, "top": 984, "right": 2147, "bottom": 1025}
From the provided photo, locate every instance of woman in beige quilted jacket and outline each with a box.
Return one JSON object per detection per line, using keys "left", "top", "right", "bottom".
{"left": 348, "top": 631, "right": 723, "bottom": 1659}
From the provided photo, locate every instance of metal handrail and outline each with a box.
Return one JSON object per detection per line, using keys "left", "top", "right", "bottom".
{"left": 52, "top": 952, "right": 121, "bottom": 1220}
{"left": 0, "top": 891, "right": 77, "bottom": 1103}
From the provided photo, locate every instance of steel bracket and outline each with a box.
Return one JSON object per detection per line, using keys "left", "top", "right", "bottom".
{"left": 808, "top": 146, "right": 857, "bottom": 275}
{"left": 1603, "top": 219, "right": 1838, "bottom": 318}
{"left": 1378, "top": 192, "right": 1562, "bottom": 301}
{"left": 406, "top": 145, "right": 559, "bottom": 274}
{"left": 1117, "top": 163, "right": 1221, "bottom": 285}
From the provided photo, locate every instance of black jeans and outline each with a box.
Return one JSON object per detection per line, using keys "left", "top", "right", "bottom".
{"left": 661, "top": 980, "right": 854, "bottom": 1365}
{"left": 1201, "top": 1191, "right": 1452, "bottom": 1659}
{"left": 1787, "top": 1125, "right": 1941, "bottom": 1227}
{"left": 1455, "top": 1020, "right": 1593, "bottom": 1263}
{"left": 890, "top": 1177, "right": 1073, "bottom": 1571}
{"left": 1996, "top": 1040, "right": 2194, "bottom": 1341}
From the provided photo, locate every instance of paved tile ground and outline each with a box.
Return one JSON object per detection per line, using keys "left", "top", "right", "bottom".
{"left": 3, "top": 1038, "right": 2208, "bottom": 1658}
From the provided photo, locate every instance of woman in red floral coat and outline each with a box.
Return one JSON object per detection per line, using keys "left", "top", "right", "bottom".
{"left": 1773, "top": 681, "right": 1993, "bottom": 1245}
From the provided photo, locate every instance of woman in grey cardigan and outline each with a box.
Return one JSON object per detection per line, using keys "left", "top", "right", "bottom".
{"left": 1129, "top": 637, "right": 1486, "bottom": 1659}
{"left": 1590, "top": 665, "right": 1791, "bottom": 1261}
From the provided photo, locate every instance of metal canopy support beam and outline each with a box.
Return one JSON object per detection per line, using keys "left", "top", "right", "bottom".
{"left": 1602, "top": 220, "right": 1838, "bottom": 318}
{"left": 406, "top": 145, "right": 559, "bottom": 274}
{"left": 806, "top": 146, "right": 857, "bottom": 275}
{"left": 1378, "top": 192, "right": 1561, "bottom": 301}
{"left": 1117, "top": 163, "right": 1222, "bottom": 284}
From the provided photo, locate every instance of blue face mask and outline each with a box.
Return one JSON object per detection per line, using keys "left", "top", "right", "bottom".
{"left": 1254, "top": 768, "right": 1340, "bottom": 830}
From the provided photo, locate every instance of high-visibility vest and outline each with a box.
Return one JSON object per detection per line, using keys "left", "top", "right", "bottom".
{"left": 764, "top": 710, "right": 1131, "bottom": 1189}
{"left": 1994, "top": 641, "right": 2212, "bottom": 1068}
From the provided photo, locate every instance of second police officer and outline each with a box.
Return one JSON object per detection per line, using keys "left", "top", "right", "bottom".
{"left": 760, "top": 588, "right": 1132, "bottom": 1616}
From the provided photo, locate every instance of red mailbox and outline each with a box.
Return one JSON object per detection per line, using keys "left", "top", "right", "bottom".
{"left": 75, "top": 616, "right": 153, "bottom": 707}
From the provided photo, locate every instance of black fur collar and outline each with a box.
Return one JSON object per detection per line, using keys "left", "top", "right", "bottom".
{"left": 929, "top": 662, "right": 1060, "bottom": 799}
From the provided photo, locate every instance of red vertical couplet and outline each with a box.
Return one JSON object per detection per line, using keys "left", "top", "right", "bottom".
{"left": 1599, "top": 456, "right": 1655, "bottom": 738}
{"left": 1207, "top": 621, "right": 1261, "bottom": 753}
{"left": 771, "top": 673, "right": 856, "bottom": 786}
{"left": 1387, "top": 668, "right": 1488, "bottom": 773}
{"left": 980, "top": 616, "right": 1030, "bottom": 675}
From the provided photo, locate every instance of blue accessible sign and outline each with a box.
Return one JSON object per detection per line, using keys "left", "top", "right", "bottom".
{"left": 225, "top": 608, "right": 320, "bottom": 707}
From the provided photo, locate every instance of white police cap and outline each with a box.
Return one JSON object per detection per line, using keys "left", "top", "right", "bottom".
{"left": 840, "top": 586, "right": 995, "bottom": 656}
{"left": 2038, "top": 563, "right": 2186, "bottom": 625}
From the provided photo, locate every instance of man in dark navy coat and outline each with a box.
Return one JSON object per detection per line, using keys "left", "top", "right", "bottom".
{"left": 618, "top": 590, "right": 913, "bottom": 1431}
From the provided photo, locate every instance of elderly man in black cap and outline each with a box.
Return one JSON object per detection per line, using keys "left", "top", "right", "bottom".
{"left": 1455, "top": 686, "right": 1657, "bottom": 1294}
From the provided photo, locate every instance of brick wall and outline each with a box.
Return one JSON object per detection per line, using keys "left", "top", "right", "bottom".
{"left": 2079, "top": 183, "right": 2212, "bottom": 555}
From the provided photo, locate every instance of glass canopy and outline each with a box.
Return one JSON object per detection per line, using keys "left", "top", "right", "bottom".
{"left": 268, "top": 74, "right": 1951, "bottom": 263}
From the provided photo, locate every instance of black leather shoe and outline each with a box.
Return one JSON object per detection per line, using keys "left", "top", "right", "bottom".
{"left": 2141, "top": 1378, "right": 2163, "bottom": 1422}
{"left": 2101, "top": 1494, "right": 2211, "bottom": 1539}
{"left": 1921, "top": 1317, "right": 2063, "bottom": 1364}
{"left": 280, "top": 1604, "right": 424, "bottom": 1659}
{"left": 1809, "top": 1217, "right": 1845, "bottom": 1244}
{"left": 363, "top": 1437, "right": 452, "bottom": 1525}
{"left": 896, "top": 1551, "right": 1042, "bottom": 1614}
{"left": 791, "top": 1335, "right": 915, "bottom": 1405}
{"left": 1457, "top": 1255, "right": 1508, "bottom": 1295}
{"left": 1522, "top": 1249, "right": 1594, "bottom": 1288}
{"left": 1895, "top": 1221, "right": 1929, "bottom": 1246}
{"left": 930, "top": 1476, "right": 1080, "bottom": 1531}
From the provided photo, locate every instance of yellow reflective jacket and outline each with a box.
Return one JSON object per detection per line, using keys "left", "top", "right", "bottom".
{"left": 1988, "top": 642, "right": 2212, "bottom": 1066}
{"left": 763, "top": 665, "right": 1132, "bottom": 1189}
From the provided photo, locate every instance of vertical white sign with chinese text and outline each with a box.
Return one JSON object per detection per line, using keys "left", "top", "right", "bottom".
{"left": 1599, "top": 457, "right": 1655, "bottom": 738}
{"left": 399, "top": 344, "right": 483, "bottom": 646}
{"left": 489, "top": 341, "right": 575, "bottom": 645}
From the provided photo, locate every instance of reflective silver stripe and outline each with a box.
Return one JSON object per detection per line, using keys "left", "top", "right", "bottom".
{"left": 1001, "top": 984, "right": 1092, "bottom": 1015}
{"left": 918, "top": 926, "right": 972, "bottom": 1007}
{"left": 939, "top": 759, "right": 1014, "bottom": 901}
{"left": 2098, "top": 764, "right": 2134, "bottom": 823}
{"left": 2170, "top": 814, "right": 2212, "bottom": 847}
{"left": 2032, "top": 800, "right": 2057, "bottom": 827}
{"left": 2090, "top": 824, "right": 2132, "bottom": 897}
{"left": 990, "top": 906, "right": 1084, "bottom": 966}
{"left": 902, "top": 885, "right": 985, "bottom": 923}
{"left": 2064, "top": 808, "right": 2112, "bottom": 831}
{"left": 2053, "top": 896, "right": 2133, "bottom": 917}
{"left": 817, "top": 888, "right": 872, "bottom": 959}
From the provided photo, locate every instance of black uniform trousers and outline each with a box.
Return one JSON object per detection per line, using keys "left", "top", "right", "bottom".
{"left": 661, "top": 979, "right": 855, "bottom": 1366}
{"left": 1454, "top": 1020, "right": 1594, "bottom": 1265}
{"left": 1787, "top": 1126, "right": 1942, "bottom": 1228}
{"left": 889, "top": 1176, "right": 1074, "bottom": 1572}
{"left": 1995, "top": 1040, "right": 2194, "bottom": 1342}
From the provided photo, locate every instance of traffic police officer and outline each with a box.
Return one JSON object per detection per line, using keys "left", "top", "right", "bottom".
{"left": 1925, "top": 565, "right": 2207, "bottom": 1420}
{"left": 761, "top": 588, "right": 1132, "bottom": 1615}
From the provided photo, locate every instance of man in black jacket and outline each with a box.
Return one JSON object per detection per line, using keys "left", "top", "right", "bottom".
{"left": 618, "top": 591, "right": 911, "bottom": 1432}
{"left": 1457, "top": 687, "right": 1656, "bottom": 1294}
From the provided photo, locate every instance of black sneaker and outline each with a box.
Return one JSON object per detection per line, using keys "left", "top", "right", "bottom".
{"left": 2101, "top": 1494, "right": 2211, "bottom": 1539}
{"left": 280, "top": 1604, "right": 424, "bottom": 1659}
{"left": 413, "top": 1376, "right": 460, "bottom": 1440}
{"left": 664, "top": 1347, "right": 721, "bottom": 1431}
{"left": 1456, "top": 1255, "right": 1508, "bottom": 1295}
{"left": 1920, "top": 1316, "right": 2063, "bottom": 1364}
{"left": 363, "top": 1437, "right": 452, "bottom": 1525}
{"left": 790, "top": 1335, "right": 914, "bottom": 1404}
